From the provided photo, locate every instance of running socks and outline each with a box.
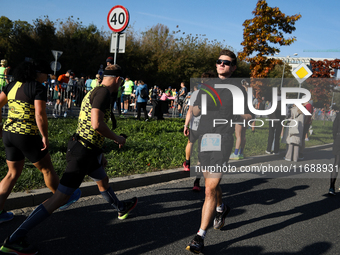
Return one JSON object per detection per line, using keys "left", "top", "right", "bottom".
{"left": 234, "top": 149, "right": 239, "bottom": 155}
{"left": 239, "top": 148, "right": 244, "bottom": 155}
{"left": 100, "top": 187, "right": 124, "bottom": 211}
{"left": 9, "top": 204, "right": 50, "bottom": 242}
{"left": 186, "top": 159, "right": 190, "bottom": 166}
{"left": 216, "top": 203, "right": 224, "bottom": 213}
{"left": 197, "top": 228, "right": 206, "bottom": 239}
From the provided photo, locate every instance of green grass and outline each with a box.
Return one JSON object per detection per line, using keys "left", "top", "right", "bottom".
{"left": 0, "top": 117, "right": 333, "bottom": 192}
{"left": 241, "top": 119, "right": 333, "bottom": 157}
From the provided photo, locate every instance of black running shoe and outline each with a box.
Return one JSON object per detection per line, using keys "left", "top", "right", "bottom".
{"left": 213, "top": 204, "right": 231, "bottom": 229}
{"left": 329, "top": 188, "right": 336, "bottom": 195}
{"left": 118, "top": 197, "right": 138, "bottom": 220}
{"left": 186, "top": 235, "right": 204, "bottom": 254}
{"left": 0, "top": 236, "right": 38, "bottom": 255}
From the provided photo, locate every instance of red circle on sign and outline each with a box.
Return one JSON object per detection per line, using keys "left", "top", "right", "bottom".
{"left": 107, "top": 5, "right": 130, "bottom": 32}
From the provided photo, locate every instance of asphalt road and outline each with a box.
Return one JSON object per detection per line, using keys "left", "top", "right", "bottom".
{"left": 1, "top": 145, "right": 339, "bottom": 255}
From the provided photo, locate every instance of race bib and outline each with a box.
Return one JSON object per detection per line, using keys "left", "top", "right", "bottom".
{"left": 200, "top": 134, "right": 221, "bottom": 152}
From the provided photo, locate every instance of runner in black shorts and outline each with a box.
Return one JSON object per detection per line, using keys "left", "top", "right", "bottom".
{"left": 178, "top": 82, "right": 187, "bottom": 117}
{"left": 0, "top": 60, "right": 69, "bottom": 225}
{"left": 186, "top": 50, "right": 252, "bottom": 254}
{"left": 1, "top": 64, "right": 138, "bottom": 255}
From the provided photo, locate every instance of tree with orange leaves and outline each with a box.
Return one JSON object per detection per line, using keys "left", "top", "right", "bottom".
{"left": 307, "top": 59, "right": 340, "bottom": 108}
{"left": 239, "top": 0, "right": 301, "bottom": 98}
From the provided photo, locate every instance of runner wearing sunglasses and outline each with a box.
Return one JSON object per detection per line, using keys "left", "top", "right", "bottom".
{"left": 186, "top": 50, "right": 252, "bottom": 254}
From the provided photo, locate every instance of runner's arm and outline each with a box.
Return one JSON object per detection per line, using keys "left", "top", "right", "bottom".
{"left": 240, "top": 113, "right": 252, "bottom": 122}
{"left": 0, "top": 92, "right": 8, "bottom": 138}
{"left": 4, "top": 68, "right": 9, "bottom": 84}
{"left": 184, "top": 105, "right": 192, "bottom": 137}
{"left": 91, "top": 108, "right": 125, "bottom": 146}
{"left": 35, "top": 100, "right": 49, "bottom": 150}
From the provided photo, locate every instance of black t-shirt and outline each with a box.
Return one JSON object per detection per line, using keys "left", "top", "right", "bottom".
{"left": 259, "top": 101, "right": 266, "bottom": 110}
{"left": 194, "top": 78, "right": 250, "bottom": 135}
{"left": 179, "top": 87, "right": 187, "bottom": 99}
{"left": 90, "top": 86, "right": 111, "bottom": 113}
{"left": 152, "top": 88, "right": 158, "bottom": 99}
{"left": 78, "top": 78, "right": 85, "bottom": 88}
{"left": 3, "top": 81, "right": 47, "bottom": 103}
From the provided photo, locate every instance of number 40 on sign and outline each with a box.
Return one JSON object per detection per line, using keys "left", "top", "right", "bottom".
{"left": 107, "top": 5, "right": 130, "bottom": 33}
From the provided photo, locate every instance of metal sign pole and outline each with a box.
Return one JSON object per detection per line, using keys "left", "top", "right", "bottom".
{"left": 114, "top": 33, "right": 119, "bottom": 65}
{"left": 108, "top": 6, "right": 129, "bottom": 64}
{"left": 280, "top": 59, "right": 286, "bottom": 89}
{"left": 54, "top": 58, "right": 57, "bottom": 76}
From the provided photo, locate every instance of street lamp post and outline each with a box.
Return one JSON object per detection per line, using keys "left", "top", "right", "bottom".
{"left": 276, "top": 53, "right": 298, "bottom": 89}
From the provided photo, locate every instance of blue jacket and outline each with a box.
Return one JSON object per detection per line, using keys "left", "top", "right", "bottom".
{"left": 136, "top": 84, "right": 148, "bottom": 103}
{"left": 85, "top": 79, "right": 92, "bottom": 90}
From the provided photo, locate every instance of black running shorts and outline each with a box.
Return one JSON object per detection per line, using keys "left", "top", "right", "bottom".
{"left": 2, "top": 131, "right": 48, "bottom": 163}
{"left": 60, "top": 139, "right": 103, "bottom": 189}
{"left": 198, "top": 134, "right": 234, "bottom": 168}
{"left": 123, "top": 94, "right": 130, "bottom": 101}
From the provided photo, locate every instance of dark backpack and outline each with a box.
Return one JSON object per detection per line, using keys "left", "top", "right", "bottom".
{"left": 140, "top": 87, "right": 148, "bottom": 99}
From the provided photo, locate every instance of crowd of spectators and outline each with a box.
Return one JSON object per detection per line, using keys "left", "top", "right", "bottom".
{"left": 36, "top": 71, "right": 195, "bottom": 120}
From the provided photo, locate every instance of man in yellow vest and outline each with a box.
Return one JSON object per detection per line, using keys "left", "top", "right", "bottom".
{"left": 91, "top": 74, "right": 100, "bottom": 88}
{"left": 0, "top": 59, "right": 9, "bottom": 91}
{"left": 122, "top": 76, "right": 134, "bottom": 114}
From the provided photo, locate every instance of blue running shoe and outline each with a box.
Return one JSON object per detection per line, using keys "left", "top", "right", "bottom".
{"left": 0, "top": 211, "right": 14, "bottom": 224}
{"left": 59, "top": 188, "right": 81, "bottom": 210}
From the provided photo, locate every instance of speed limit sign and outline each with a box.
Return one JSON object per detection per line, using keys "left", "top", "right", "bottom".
{"left": 107, "top": 5, "right": 130, "bottom": 32}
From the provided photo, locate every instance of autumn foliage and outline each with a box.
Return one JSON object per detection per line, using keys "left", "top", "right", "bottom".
{"left": 0, "top": 16, "right": 247, "bottom": 89}
{"left": 307, "top": 59, "right": 340, "bottom": 108}
{"left": 239, "top": 0, "right": 301, "bottom": 98}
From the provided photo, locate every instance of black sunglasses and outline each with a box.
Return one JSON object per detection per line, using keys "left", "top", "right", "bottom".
{"left": 216, "top": 59, "right": 234, "bottom": 66}
{"left": 104, "top": 75, "right": 125, "bottom": 85}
